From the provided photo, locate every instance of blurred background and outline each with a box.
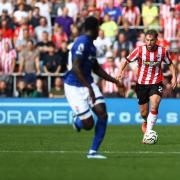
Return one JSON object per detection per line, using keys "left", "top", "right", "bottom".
{"left": 0, "top": 0, "right": 179, "bottom": 99}
{"left": 0, "top": 2, "right": 179, "bottom": 178}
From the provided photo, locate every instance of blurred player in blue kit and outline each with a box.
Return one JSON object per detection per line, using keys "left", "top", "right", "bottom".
{"left": 63, "top": 16, "right": 120, "bottom": 159}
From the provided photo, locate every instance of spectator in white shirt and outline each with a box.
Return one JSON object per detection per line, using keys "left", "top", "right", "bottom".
{"left": 35, "top": 16, "right": 52, "bottom": 42}
{"left": 94, "top": 29, "right": 112, "bottom": 64}
{"left": 13, "top": 3, "right": 29, "bottom": 25}
{"left": 35, "top": 0, "right": 52, "bottom": 31}
{"left": 0, "top": 0, "right": 13, "bottom": 17}
{"left": 65, "top": 0, "right": 78, "bottom": 22}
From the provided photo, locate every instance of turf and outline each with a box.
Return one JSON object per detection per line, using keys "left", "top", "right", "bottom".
{"left": 0, "top": 125, "right": 180, "bottom": 180}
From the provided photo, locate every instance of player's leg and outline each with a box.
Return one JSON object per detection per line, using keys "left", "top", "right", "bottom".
{"left": 146, "top": 83, "right": 163, "bottom": 131}
{"left": 86, "top": 103, "right": 107, "bottom": 159}
{"left": 139, "top": 103, "right": 149, "bottom": 133}
{"left": 146, "top": 94, "right": 161, "bottom": 131}
{"left": 87, "top": 83, "right": 107, "bottom": 159}
{"left": 91, "top": 103, "right": 107, "bottom": 151}
{"left": 73, "top": 114, "right": 94, "bottom": 131}
{"left": 64, "top": 83, "right": 94, "bottom": 131}
{"left": 139, "top": 103, "right": 149, "bottom": 120}
{"left": 136, "top": 84, "right": 149, "bottom": 133}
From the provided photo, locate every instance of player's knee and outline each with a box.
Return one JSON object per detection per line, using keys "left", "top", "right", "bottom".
{"left": 93, "top": 103, "right": 107, "bottom": 120}
{"left": 84, "top": 123, "right": 94, "bottom": 131}
{"left": 83, "top": 117, "right": 94, "bottom": 131}
{"left": 141, "top": 109, "right": 148, "bottom": 118}
{"left": 84, "top": 125, "right": 94, "bottom": 131}
{"left": 150, "top": 103, "right": 158, "bottom": 112}
{"left": 98, "top": 112, "right": 108, "bottom": 121}
{"left": 151, "top": 107, "right": 158, "bottom": 113}
{"left": 150, "top": 97, "right": 161, "bottom": 111}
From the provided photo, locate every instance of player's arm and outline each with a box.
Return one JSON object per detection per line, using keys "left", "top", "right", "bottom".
{"left": 164, "top": 50, "right": 177, "bottom": 89}
{"left": 117, "top": 47, "right": 139, "bottom": 81}
{"left": 116, "top": 58, "right": 129, "bottom": 81}
{"left": 72, "top": 57, "right": 92, "bottom": 88}
{"left": 168, "top": 62, "right": 177, "bottom": 89}
{"left": 92, "top": 58, "right": 120, "bottom": 85}
{"left": 72, "top": 57, "right": 96, "bottom": 103}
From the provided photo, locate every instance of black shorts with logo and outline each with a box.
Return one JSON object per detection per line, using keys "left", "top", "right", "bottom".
{"left": 135, "top": 82, "right": 163, "bottom": 105}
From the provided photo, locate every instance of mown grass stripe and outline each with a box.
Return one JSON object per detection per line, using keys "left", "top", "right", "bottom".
{"left": 0, "top": 150, "right": 180, "bottom": 154}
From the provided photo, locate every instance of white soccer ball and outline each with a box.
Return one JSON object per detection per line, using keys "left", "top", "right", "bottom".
{"left": 143, "top": 130, "right": 158, "bottom": 144}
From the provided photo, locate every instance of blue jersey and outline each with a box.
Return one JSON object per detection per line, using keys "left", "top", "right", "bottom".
{"left": 64, "top": 35, "right": 96, "bottom": 87}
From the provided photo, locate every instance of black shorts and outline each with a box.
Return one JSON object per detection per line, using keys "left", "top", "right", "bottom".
{"left": 135, "top": 82, "right": 163, "bottom": 105}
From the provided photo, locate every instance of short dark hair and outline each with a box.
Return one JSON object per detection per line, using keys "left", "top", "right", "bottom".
{"left": 49, "top": 43, "right": 55, "bottom": 48}
{"left": 170, "top": 7, "right": 175, "bottom": 12}
{"left": 84, "top": 16, "right": 99, "bottom": 31}
{"left": 145, "top": 29, "right": 158, "bottom": 39}
{"left": 27, "top": 39, "right": 34, "bottom": 45}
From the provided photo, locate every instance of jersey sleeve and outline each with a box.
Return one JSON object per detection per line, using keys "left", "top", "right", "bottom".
{"left": 164, "top": 49, "right": 172, "bottom": 64}
{"left": 126, "top": 47, "right": 139, "bottom": 62}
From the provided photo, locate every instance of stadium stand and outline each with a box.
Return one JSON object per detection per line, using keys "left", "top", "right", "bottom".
{"left": 0, "top": 0, "right": 179, "bottom": 98}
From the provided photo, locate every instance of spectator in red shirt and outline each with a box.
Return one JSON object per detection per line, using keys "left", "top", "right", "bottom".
{"left": 52, "top": 24, "right": 68, "bottom": 50}
{"left": 13, "top": 21, "right": 35, "bottom": 43}
{"left": 157, "top": 30, "right": 170, "bottom": 49}
{"left": 0, "top": 19, "right": 14, "bottom": 40}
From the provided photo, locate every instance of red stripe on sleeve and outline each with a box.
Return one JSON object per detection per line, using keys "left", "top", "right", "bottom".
{"left": 149, "top": 49, "right": 158, "bottom": 84}
{"left": 137, "top": 46, "right": 142, "bottom": 79}
{"left": 141, "top": 47, "right": 150, "bottom": 84}
{"left": 127, "top": 47, "right": 139, "bottom": 62}
{"left": 156, "top": 47, "right": 166, "bottom": 83}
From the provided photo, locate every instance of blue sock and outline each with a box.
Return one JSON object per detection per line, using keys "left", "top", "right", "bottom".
{"left": 91, "top": 118, "right": 107, "bottom": 151}
{"left": 75, "top": 116, "right": 83, "bottom": 129}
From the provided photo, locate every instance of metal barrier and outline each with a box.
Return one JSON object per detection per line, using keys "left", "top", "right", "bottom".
{"left": 10, "top": 73, "right": 66, "bottom": 96}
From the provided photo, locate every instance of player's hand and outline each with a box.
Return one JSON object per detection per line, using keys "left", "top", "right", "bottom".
{"left": 171, "top": 77, "right": 177, "bottom": 89}
{"left": 115, "top": 79, "right": 122, "bottom": 88}
{"left": 88, "top": 87, "right": 96, "bottom": 104}
{"left": 116, "top": 71, "right": 123, "bottom": 81}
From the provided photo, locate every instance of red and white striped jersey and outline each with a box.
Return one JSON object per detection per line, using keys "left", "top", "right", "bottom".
{"left": 160, "top": 4, "right": 171, "bottom": 19}
{"left": 126, "top": 45, "right": 172, "bottom": 85}
{"left": 122, "top": 6, "right": 140, "bottom": 26}
{"left": 163, "top": 17, "right": 179, "bottom": 41}
{"left": 0, "top": 49, "right": 16, "bottom": 74}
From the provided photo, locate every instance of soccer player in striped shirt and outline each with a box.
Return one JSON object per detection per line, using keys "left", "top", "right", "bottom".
{"left": 117, "top": 29, "right": 177, "bottom": 137}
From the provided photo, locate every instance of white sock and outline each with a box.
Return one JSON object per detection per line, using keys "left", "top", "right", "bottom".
{"left": 147, "top": 111, "right": 157, "bottom": 132}
{"left": 88, "top": 150, "right": 96, "bottom": 154}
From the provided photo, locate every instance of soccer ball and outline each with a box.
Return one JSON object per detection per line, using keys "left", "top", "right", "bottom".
{"left": 143, "top": 130, "right": 158, "bottom": 144}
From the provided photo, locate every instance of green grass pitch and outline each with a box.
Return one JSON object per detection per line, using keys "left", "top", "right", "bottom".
{"left": 0, "top": 125, "right": 180, "bottom": 180}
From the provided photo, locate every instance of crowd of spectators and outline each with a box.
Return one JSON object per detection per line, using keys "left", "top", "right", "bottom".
{"left": 0, "top": 0, "right": 179, "bottom": 98}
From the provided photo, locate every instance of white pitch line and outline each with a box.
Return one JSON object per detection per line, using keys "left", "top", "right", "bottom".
{"left": 0, "top": 150, "right": 180, "bottom": 154}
